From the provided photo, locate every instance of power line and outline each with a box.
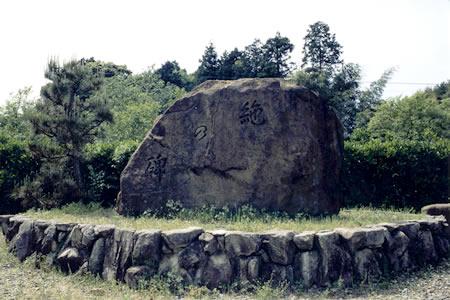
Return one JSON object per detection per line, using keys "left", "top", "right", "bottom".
{"left": 360, "top": 81, "right": 439, "bottom": 86}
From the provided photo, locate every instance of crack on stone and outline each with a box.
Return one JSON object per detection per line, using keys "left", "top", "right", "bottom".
{"left": 398, "top": 245, "right": 409, "bottom": 257}
{"left": 163, "top": 102, "right": 198, "bottom": 115}
{"left": 190, "top": 166, "right": 246, "bottom": 180}
{"left": 150, "top": 135, "right": 169, "bottom": 149}
{"left": 149, "top": 135, "right": 179, "bottom": 159}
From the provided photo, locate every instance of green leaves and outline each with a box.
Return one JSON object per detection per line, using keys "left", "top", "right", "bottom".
{"left": 31, "top": 59, "right": 111, "bottom": 150}
{"left": 90, "top": 70, "right": 184, "bottom": 143}
{"left": 84, "top": 141, "right": 138, "bottom": 206}
{"left": 0, "top": 132, "right": 38, "bottom": 213}
{"left": 195, "top": 33, "right": 294, "bottom": 84}
{"left": 343, "top": 139, "right": 449, "bottom": 209}
{"left": 155, "top": 61, "right": 193, "bottom": 90}
{"left": 355, "top": 88, "right": 450, "bottom": 143}
{"left": 295, "top": 21, "right": 396, "bottom": 137}
{"left": 261, "top": 32, "right": 294, "bottom": 77}
{"left": 302, "top": 21, "right": 343, "bottom": 72}
{"left": 345, "top": 82, "right": 450, "bottom": 209}
{"left": 196, "top": 43, "right": 220, "bottom": 83}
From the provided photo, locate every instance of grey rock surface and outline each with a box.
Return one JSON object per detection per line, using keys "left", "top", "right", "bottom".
{"left": 293, "top": 231, "right": 315, "bottom": 251}
{"left": 261, "top": 231, "right": 295, "bottom": 265}
{"left": 354, "top": 248, "right": 381, "bottom": 283}
{"left": 88, "top": 237, "right": 106, "bottom": 275}
{"left": 316, "top": 231, "right": 353, "bottom": 286}
{"left": 9, "top": 220, "right": 34, "bottom": 262}
{"left": 132, "top": 230, "right": 161, "bottom": 269}
{"left": 199, "top": 253, "right": 232, "bottom": 288}
{"left": 117, "top": 78, "right": 343, "bottom": 216}
{"left": 422, "top": 203, "right": 450, "bottom": 222}
{"left": 124, "top": 266, "right": 153, "bottom": 289}
{"left": 337, "top": 226, "right": 386, "bottom": 252}
{"left": 1, "top": 214, "right": 449, "bottom": 291}
{"left": 224, "top": 231, "right": 261, "bottom": 256}
{"left": 294, "top": 250, "right": 319, "bottom": 288}
{"left": 57, "top": 247, "right": 83, "bottom": 273}
{"left": 162, "top": 227, "right": 203, "bottom": 252}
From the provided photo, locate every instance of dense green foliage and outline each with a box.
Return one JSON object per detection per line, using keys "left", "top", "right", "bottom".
{"left": 0, "top": 133, "right": 38, "bottom": 213}
{"left": 295, "top": 21, "right": 396, "bottom": 136}
{"left": 353, "top": 90, "right": 450, "bottom": 142}
{"left": 0, "top": 88, "right": 38, "bottom": 213}
{"left": 196, "top": 43, "right": 221, "bottom": 83}
{"left": 342, "top": 140, "right": 449, "bottom": 209}
{"left": 91, "top": 70, "right": 184, "bottom": 143}
{"left": 344, "top": 81, "right": 450, "bottom": 208}
{"left": 24, "top": 59, "right": 113, "bottom": 204}
{"left": 84, "top": 141, "right": 137, "bottom": 206}
{"left": 0, "top": 61, "right": 179, "bottom": 212}
{"left": 155, "top": 61, "right": 194, "bottom": 90}
{"left": 0, "top": 87, "right": 34, "bottom": 139}
{"left": 302, "top": 21, "right": 342, "bottom": 72}
{"left": 195, "top": 32, "right": 294, "bottom": 84}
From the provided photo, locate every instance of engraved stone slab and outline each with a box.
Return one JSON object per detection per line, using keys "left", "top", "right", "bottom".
{"left": 117, "top": 78, "right": 343, "bottom": 216}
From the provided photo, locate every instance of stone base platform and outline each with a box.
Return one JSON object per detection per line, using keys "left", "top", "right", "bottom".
{"left": 1, "top": 214, "right": 449, "bottom": 290}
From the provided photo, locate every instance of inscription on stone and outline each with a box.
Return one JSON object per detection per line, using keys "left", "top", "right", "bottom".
{"left": 118, "top": 79, "right": 343, "bottom": 217}
{"left": 145, "top": 154, "right": 167, "bottom": 182}
{"left": 194, "top": 125, "right": 207, "bottom": 141}
{"left": 239, "top": 100, "right": 265, "bottom": 125}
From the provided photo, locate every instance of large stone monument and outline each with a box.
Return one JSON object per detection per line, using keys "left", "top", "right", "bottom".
{"left": 117, "top": 78, "right": 343, "bottom": 216}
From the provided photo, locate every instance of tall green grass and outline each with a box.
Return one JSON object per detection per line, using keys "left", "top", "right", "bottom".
{"left": 22, "top": 202, "right": 423, "bottom": 232}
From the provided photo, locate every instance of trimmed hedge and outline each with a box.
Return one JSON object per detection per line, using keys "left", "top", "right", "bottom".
{"left": 342, "top": 139, "right": 449, "bottom": 209}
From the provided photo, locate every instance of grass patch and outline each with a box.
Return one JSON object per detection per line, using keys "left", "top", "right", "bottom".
{"left": 21, "top": 202, "right": 424, "bottom": 232}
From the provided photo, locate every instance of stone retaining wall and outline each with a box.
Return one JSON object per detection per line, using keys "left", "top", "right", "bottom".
{"left": 1, "top": 215, "right": 449, "bottom": 290}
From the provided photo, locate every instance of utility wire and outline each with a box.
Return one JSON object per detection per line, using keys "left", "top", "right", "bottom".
{"left": 360, "top": 81, "right": 439, "bottom": 86}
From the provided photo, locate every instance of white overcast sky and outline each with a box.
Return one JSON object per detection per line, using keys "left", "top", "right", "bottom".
{"left": 0, "top": 0, "right": 449, "bottom": 104}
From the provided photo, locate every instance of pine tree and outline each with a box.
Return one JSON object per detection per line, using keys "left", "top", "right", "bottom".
{"left": 302, "top": 21, "right": 343, "bottom": 72}
{"left": 28, "top": 59, "right": 112, "bottom": 198}
{"left": 196, "top": 43, "right": 220, "bottom": 83}
{"left": 262, "top": 32, "right": 294, "bottom": 77}
{"left": 241, "top": 39, "right": 265, "bottom": 77}
{"left": 218, "top": 48, "right": 243, "bottom": 80}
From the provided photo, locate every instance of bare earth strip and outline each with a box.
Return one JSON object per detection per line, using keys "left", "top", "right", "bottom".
{"left": 1, "top": 239, "right": 449, "bottom": 300}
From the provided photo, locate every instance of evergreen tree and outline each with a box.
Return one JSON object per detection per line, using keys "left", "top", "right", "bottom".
{"left": 297, "top": 22, "right": 394, "bottom": 137}
{"left": 28, "top": 59, "right": 113, "bottom": 198}
{"left": 302, "top": 21, "right": 342, "bottom": 72}
{"left": 196, "top": 43, "right": 220, "bottom": 83}
{"left": 262, "top": 32, "right": 294, "bottom": 77}
{"left": 156, "top": 61, "right": 183, "bottom": 87}
{"left": 218, "top": 48, "right": 243, "bottom": 80}
{"left": 80, "top": 57, "right": 131, "bottom": 78}
{"left": 241, "top": 39, "right": 265, "bottom": 77}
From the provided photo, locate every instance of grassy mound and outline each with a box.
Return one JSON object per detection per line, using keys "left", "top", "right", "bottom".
{"left": 22, "top": 203, "right": 423, "bottom": 232}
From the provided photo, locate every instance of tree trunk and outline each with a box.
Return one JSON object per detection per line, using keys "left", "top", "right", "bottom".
{"left": 72, "top": 149, "right": 84, "bottom": 198}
